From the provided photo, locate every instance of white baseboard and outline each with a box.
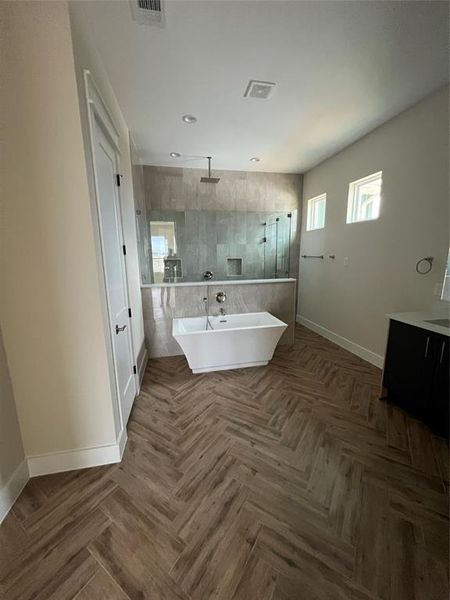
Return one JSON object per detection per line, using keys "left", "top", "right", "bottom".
{"left": 138, "top": 347, "right": 148, "bottom": 390}
{"left": 27, "top": 431, "right": 128, "bottom": 478}
{"left": 0, "top": 432, "right": 128, "bottom": 522}
{"left": 297, "top": 315, "right": 384, "bottom": 369}
{"left": 0, "top": 459, "right": 29, "bottom": 524}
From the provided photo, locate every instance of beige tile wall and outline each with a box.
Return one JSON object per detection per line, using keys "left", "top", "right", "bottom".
{"left": 142, "top": 281, "right": 297, "bottom": 358}
{"left": 144, "top": 166, "right": 301, "bottom": 213}
{"left": 142, "top": 166, "right": 302, "bottom": 281}
{"left": 141, "top": 167, "right": 301, "bottom": 358}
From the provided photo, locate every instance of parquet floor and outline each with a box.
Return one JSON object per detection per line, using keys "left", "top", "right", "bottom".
{"left": 1, "top": 325, "right": 448, "bottom": 599}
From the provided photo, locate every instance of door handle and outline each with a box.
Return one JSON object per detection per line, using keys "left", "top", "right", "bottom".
{"left": 439, "top": 340, "right": 446, "bottom": 364}
{"left": 424, "top": 336, "right": 430, "bottom": 358}
{"left": 115, "top": 324, "right": 127, "bottom": 334}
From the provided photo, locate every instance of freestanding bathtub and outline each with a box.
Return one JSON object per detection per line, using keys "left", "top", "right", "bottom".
{"left": 172, "top": 311, "right": 287, "bottom": 373}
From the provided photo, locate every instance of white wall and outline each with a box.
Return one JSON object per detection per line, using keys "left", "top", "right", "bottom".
{"left": 0, "top": 1, "right": 117, "bottom": 457}
{"left": 69, "top": 2, "right": 146, "bottom": 382}
{"left": 298, "top": 86, "right": 449, "bottom": 363}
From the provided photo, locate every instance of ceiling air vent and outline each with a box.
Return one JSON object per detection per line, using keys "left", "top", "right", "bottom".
{"left": 243, "top": 80, "right": 276, "bottom": 99}
{"left": 130, "top": 0, "right": 165, "bottom": 27}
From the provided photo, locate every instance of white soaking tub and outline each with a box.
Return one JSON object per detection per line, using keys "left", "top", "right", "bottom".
{"left": 172, "top": 312, "right": 287, "bottom": 373}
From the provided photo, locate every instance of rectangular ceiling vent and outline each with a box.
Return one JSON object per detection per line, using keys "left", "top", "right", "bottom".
{"left": 243, "top": 80, "right": 276, "bottom": 99}
{"left": 130, "top": 0, "right": 165, "bottom": 27}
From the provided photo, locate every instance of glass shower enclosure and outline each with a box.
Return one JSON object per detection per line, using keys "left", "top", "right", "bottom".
{"left": 139, "top": 209, "right": 295, "bottom": 284}
{"left": 263, "top": 213, "right": 292, "bottom": 279}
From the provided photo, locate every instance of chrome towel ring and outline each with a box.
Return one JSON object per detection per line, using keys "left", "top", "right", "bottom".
{"left": 416, "top": 256, "right": 434, "bottom": 274}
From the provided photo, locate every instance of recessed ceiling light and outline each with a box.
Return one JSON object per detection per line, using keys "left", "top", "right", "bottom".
{"left": 250, "top": 157, "right": 260, "bottom": 162}
{"left": 182, "top": 114, "right": 197, "bottom": 124}
{"left": 170, "top": 152, "right": 181, "bottom": 158}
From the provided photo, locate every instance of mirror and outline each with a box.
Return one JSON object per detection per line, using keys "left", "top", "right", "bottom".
{"left": 441, "top": 248, "right": 450, "bottom": 301}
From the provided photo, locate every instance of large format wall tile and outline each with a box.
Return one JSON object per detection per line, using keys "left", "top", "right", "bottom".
{"left": 143, "top": 166, "right": 302, "bottom": 283}
{"left": 142, "top": 281, "right": 296, "bottom": 358}
{"left": 144, "top": 167, "right": 301, "bottom": 214}
{"left": 148, "top": 207, "right": 296, "bottom": 282}
{"left": 141, "top": 166, "right": 301, "bottom": 357}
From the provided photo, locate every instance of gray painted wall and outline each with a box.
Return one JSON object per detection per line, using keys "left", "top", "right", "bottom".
{"left": 299, "top": 86, "right": 449, "bottom": 359}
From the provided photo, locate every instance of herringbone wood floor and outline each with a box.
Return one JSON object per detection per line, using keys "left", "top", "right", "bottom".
{"left": 1, "top": 325, "right": 448, "bottom": 600}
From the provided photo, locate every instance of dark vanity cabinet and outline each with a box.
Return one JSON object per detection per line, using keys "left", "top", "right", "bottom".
{"left": 382, "top": 319, "right": 449, "bottom": 438}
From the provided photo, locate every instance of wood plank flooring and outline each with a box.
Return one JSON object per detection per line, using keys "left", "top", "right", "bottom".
{"left": 1, "top": 325, "right": 448, "bottom": 599}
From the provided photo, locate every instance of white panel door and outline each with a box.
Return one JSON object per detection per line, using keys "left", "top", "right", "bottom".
{"left": 92, "top": 118, "right": 136, "bottom": 427}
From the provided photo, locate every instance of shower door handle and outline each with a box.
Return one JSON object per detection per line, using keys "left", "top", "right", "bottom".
{"left": 115, "top": 324, "right": 127, "bottom": 334}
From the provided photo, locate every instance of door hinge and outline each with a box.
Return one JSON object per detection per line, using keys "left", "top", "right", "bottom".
{"left": 122, "top": 244, "right": 127, "bottom": 255}
{"left": 116, "top": 174, "right": 123, "bottom": 187}
{"left": 128, "top": 307, "right": 132, "bottom": 318}
{"left": 133, "top": 365, "right": 137, "bottom": 375}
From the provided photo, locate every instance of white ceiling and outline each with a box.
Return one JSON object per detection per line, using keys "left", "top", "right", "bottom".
{"left": 79, "top": 0, "right": 449, "bottom": 173}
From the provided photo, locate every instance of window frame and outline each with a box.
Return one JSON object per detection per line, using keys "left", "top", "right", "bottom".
{"left": 346, "top": 171, "right": 382, "bottom": 224}
{"left": 306, "top": 193, "right": 327, "bottom": 231}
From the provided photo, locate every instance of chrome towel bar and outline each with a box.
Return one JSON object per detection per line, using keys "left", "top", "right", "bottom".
{"left": 301, "top": 255, "right": 324, "bottom": 259}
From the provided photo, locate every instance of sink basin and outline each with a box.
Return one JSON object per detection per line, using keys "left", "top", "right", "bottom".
{"left": 424, "top": 318, "right": 450, "bottom": 328}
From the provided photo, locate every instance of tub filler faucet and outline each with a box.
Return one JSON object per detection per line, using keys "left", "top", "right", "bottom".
{"left": 216, "top": 291, "right": 227, "bottom": 317}
{"left": 202, "top": 297, "right": 213, "bottom": 330}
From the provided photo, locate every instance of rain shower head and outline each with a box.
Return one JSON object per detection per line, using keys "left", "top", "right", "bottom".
{"left": 200, "top": 156, "right": 220, "bottom": 184}
{"left": 200, "top": 176, "right": 220, "bottom": 183}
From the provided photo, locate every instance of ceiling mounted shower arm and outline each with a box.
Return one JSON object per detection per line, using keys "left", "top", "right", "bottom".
{"left": 200, "top": 155, "right": 220, "bottom": 184}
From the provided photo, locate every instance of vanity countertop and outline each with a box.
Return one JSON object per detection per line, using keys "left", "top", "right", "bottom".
{"left": 388, "top": 311, "right": 450, "bottom": 337}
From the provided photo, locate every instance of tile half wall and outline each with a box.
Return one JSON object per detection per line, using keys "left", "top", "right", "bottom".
{"left": 142, "top": 280, "right": 297, "bottom": 358}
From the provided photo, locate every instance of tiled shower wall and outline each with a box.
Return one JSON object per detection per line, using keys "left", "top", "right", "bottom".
{"left": 144, "top": 166, "right": 302, "bottom": 212}
{"left": 142, "top": 166, "right": 302, "bottom": 282}
{"left": 139, "top": 167, "right": 301, "bottom": 358}
{"left": 142, "top": 281, "right": 297, "bottom": 358}
{"left": 147, "top": 208, "right": 294, "bottom": 281}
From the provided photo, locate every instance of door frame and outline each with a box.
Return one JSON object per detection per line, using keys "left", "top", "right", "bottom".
{"left": 83, "top": 70, "right": 137, "bottom": 437}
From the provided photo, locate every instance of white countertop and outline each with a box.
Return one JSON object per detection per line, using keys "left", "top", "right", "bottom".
{"left": 141, "top": 278, "right": 297, "bottom": 289}
{"left": 388, "top": 311, "right": 450, "bottom": 337}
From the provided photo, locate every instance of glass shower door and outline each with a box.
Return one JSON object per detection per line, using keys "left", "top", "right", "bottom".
{"left": 263, "top": 212, "right": 292, "bottom": 278}
{"left": 276, "top": 213, "right": 291, "bottom": 277}
{"left": 263, "top": 216, "right": 277, "bottom": 278}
